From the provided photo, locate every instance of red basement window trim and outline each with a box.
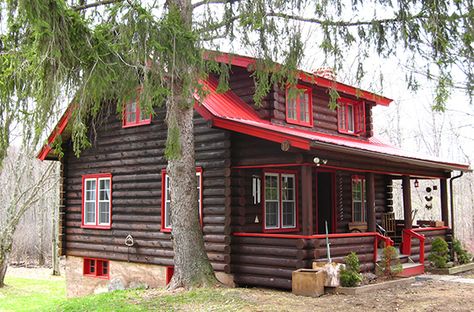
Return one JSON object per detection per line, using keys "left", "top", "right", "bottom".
{"left": 286, "top": 85, "right": 313, "bottom": 127}
{"left": 122, "top": 88, "right": 152, "bottom": 128}
{"left": 161, "top": 168, "right": 203, "bottom": 232}
{"left": 263, "top": 170, "right": 299, "bottom": 233}
{"left": 83, "top": 258, "right": 110, "bottom": 279}
{"left": 81, "top": 173, "right": 112, "bottom": 229}
{"left": 337, "top": 98, "right": 366, "bottom": 135}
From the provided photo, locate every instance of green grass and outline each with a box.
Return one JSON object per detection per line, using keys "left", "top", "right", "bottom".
{"left": 0, "top": 275, "right": 249, "bottom": 312}
{"left": 0, "top": 276, "right": 65, "bottom": 312}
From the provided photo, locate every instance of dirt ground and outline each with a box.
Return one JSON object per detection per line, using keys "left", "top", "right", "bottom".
{"left": 5, "top": 267, "right": 474, "bottom": 312}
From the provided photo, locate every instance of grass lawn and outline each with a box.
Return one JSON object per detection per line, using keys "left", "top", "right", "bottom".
{"left": 0, "top": 275, "right": 65, "bottom": 312}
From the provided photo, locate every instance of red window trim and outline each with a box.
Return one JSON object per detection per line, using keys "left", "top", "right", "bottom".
{"left": 351, "top": 175, "right": 366, "bottom": 223}
{"left": 337, "top": 98, "right": 366, "bottom": 135}
{"left": 161, "top": 167, "right": 203, "bottom": 233}
{"left": 262, "top": 169, "right": 299, "bottom": 233}
{"left": 122, "top": 88, "right": 152, "bottom": 128}
{"left": 83, "top": 258, "right": 110, "bottom": 279}
{"left": 285, "top": 84, "right": 313, "bottom": 127}
{"left": 81, "top": 173, "right": 112, "bottom": 230}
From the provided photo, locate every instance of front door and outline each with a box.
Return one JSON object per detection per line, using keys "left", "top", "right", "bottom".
{"left": 316, "top": 171, "right": 335, "bottom": 234}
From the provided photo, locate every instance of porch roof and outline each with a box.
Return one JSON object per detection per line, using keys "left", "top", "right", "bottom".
{"left": 195, "top": 79, "right": 470, "bottom": 173}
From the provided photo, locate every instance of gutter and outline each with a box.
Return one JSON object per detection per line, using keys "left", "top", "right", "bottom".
{"left": 449, "top": 171, "right": 464, "bottom": 241}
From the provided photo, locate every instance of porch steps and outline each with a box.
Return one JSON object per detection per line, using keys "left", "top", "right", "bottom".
{"left": 398, "top": 263, "right": 425, "bottom": 277}
{"left": 376, "top": 248, "right": 410, "bottom": 263}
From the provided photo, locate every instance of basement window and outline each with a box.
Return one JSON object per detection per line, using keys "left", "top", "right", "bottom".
{"left": 83, "top": 258, "right": 109, "bottom": 279}
{"left": 337, "top": 99, "right": 365, "bottom": 135}
{"left": 161, "top": 168, "right": 203, "bottom": 232}
{"left": 286, "top": 85, "right": 313, "bottom": 127}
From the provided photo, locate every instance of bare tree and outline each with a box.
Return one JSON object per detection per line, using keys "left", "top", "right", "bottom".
{"left": 0, "top": 149, "right": 58, "bottom": 287}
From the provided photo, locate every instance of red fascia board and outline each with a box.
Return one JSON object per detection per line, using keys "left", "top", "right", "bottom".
{"left": 37, "top": 106, "right": 73, "bottom": 161}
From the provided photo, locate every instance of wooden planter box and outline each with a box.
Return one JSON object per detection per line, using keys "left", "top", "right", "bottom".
{"left": 292, "top": 269, "right": 326, "bottom": 297}
{"left": 429, "top": 262, "right": 474, "bottom": 275}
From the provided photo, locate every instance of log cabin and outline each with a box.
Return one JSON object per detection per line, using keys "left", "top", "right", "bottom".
{"left": 38, "top": 52, "right": 470, "bottom": 296}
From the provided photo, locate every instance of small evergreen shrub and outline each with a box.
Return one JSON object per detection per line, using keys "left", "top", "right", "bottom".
{"left": 377, "top": 246, "right": 402, "bottom": 278}
{"left": 453, "top": 239, "right": 473, "bottom": 265}
{"left": 428, "top": 237, "right": 450, "bottom": 268}
{"left": 339, "top": 252, "right": 362, "bottom": 287}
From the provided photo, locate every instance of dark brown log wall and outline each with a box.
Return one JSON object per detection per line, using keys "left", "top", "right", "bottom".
{"left": 226, "top": 66, "right": 375, "bottom": 139}
{"left": 62, "top": 106, "right": 232, "bottom": 272}
{"left": 408, "top": 228, "right": 451, "bottom": 263}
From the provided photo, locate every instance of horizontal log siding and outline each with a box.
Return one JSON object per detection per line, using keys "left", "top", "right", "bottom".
{"left": 231, "top": 234, "right": 376, "bottom": 289}
{"left": 336, "top": 172, "right": 388, "bottom": 233}
{"left": 62, "top": 107, "right": 231, "bottom": 272}
{"left": 231, "top": 236, "right": 315, "bottom": 289}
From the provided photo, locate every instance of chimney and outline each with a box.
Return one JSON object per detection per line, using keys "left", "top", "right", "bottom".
{"left": 314, "top": 67, "right": 336, "bottom": 80}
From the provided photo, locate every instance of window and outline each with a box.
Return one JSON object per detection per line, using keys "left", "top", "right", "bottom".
{"left": 82, "top": 174, "right": 112, "bottom": 229}
{"left": 122, "top": 90, "right": 151, "bottom": 128}
{"left": 337, "top": 99, "right": 365, "bottom": 134}
{"left": 83, "top": 258, "right": 109, "bottom": 279}
{"left": 161, "top": 168, "right": 202, "bottom": 232}
{"left": 352, "top": 176, "right": 367, "bottom": 223}
{"left": 263, "top": 171, "right": 297, "bottom": 231}
{"left": 252, "top": 175, "right": 261, "bottom": 205}
{"left": 286, "top": 85, "right": 313, "bottom": 127}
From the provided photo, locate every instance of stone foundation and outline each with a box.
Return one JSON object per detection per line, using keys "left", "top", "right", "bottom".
{"left": 65, "top": 256, "right": 234, "bottom": 297}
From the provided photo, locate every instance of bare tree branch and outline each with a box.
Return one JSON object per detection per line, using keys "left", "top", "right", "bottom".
{"left": 71, "top": 0, "right": 123, "bottom": 11}
{"left": 192, "top": 0, "right": 236, "bottom": 10}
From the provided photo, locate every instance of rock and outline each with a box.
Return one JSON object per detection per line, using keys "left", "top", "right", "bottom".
{"left": 362, "top": 272, "right": 377, "bottom": 283}
{"left": 108, "top": 277, "right": 126, "bottom": 291}
{"left": 93, "top": 286, "right": 108, "bottom": 295}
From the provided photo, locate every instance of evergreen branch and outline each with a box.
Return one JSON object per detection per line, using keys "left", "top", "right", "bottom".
{"left": 71, "top": 0, "right": 123, "bottom": 11}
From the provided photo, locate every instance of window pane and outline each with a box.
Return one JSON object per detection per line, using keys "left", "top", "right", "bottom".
{"left": 99, "top": 202, "right": 109, "bottom": 224}
{"left": 288, "top": 99, "right": 296, "bottom": 120}
{"left": 90, "top": 260, "right": 96, "bottom": 273}
{"left": 299, "top": 93, "right": 309, "bottom": 122}
{"left": 139, "top": 108, "right": 149, "bottom": 121}
{"left": 99, "top": 179, "right": 110, "bottom": 201}
{"left": 347, "top": 105, "right": 354, "bottom": 132}
{"left": 353, "top": 202, "right": 362, "bottom": 222}
{"left": 126, "top": 112, "right": 136, "bottom": 124}
{"left": 282, "top": 202, "right": 295, "bottom": 227}
{"left": 281, "top": 176, "right": 294, "bottom": 201}
{"left": 338, "top": 105, "right": 346, "bottom": 130}
{"left": 265, "top": 202, "right": 279, "bottom": 228}
{"left": 126, "top": 101, "right": 136, "bottom": 114}
{"left": 85, "top": 202, "right": 96, "bottom": 224}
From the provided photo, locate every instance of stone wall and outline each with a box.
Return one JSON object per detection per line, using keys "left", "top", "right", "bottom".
{"left": 66, "top": 256, "right": 235, "bottom": 297}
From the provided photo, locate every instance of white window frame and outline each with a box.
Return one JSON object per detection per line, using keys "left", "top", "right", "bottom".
{"left": 163, "top": 169, "right": 202, "bottom": 231}
{"left": 281, "top": 174, "right": 296, "bottom": 228}
{"left": 264, "top": 173, "right": 280, "bottom": 230}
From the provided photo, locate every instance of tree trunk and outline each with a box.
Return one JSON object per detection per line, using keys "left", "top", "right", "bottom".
{"left": 0, "top": 253, "right": 8, "bottom": 288}
{"left": 164, "top": 0, "right": 218, "bottom": 289}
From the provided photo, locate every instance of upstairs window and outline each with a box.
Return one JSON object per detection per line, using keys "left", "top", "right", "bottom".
{"left": 82, "top": 174, "right": 112, "bottom": 229}
{"left": 161, "top": 168, "right": 203, "bottom": 232}
{"left": 286, "top": 85, "right": 313, "bottom": 127}
{"left": 352, "top": 176, "right": 367, "bottom": 223}
{"left": 84, "top": 258, "right": 109, "bottom": 279}
{"left": 337, "top": 99, "right": 365, "bottom": 135}
{"left": 122, "top": 90, "right": 151, "bottom": 128}
{"left": 264, "top": 171, "right": 297, "bottom": 232}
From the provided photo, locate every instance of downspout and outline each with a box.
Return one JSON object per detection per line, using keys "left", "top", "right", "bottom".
{"left": 449, "top": 171, "right": 464, "bottom": 240}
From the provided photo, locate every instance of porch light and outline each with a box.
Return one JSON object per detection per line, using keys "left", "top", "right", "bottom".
{"left": 414, "top": 179, "right": 419, "bottom": 188}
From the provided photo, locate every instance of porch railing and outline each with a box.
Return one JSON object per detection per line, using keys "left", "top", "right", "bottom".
{"left": 401, "top": 229, "right": 425, "bottom": 264}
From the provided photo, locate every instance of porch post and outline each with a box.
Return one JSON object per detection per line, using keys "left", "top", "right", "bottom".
{"left": 402, "top": 175, "right": 412, "bottom": 229}
{"left": 301, "top": 165, "right": 313, "bottom": 235}
{"left": 440, "top": 178, "right": 449, "bottom": 226}
{"left": 366, "top": 172, "right": 376, "bottom": 232}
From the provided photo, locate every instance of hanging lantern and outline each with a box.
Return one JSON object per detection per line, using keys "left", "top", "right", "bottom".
{"left": 414, "top": 179, "right": 419, "bottom": 188}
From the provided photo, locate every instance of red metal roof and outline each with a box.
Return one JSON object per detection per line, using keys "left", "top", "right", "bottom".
{"left": 195, "top": 79, "right": 470, "bottom": 172}
{"left": 203, "top": 51, "right": 393, "bottom": 106}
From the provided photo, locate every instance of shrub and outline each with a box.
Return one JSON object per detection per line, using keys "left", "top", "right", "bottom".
{"left": 377, "top": 246, "right": 402, "bottom": 278}
{"left": 428, "top": 237, "right": 450, "bottom": 268}
{"left": 339, "top": 252, "right": 362, "bottom": 287}
{"left": 453, "top": 239, "right": 473, "bottom": 265}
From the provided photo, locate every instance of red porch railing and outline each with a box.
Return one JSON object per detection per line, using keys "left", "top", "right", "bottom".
{"left": 401, "top": 229, "right": 425, "bottom": 264}
{"left": 374, "top": 233, "right": 394, "bottom": 263}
